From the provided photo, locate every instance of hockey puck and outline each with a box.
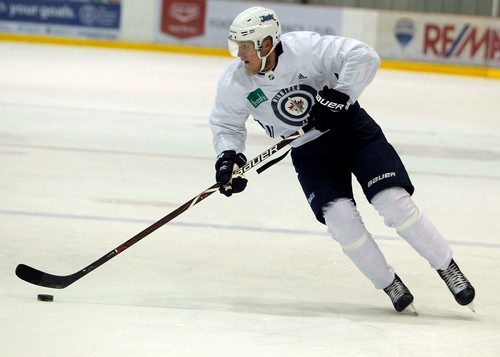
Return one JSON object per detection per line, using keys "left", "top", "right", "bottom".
{"left": 37, "top": 294, "right": 54, "bottom": 302}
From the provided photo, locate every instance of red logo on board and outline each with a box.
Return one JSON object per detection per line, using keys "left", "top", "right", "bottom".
{"left": 161, "top": 0, "right": 206, "bottom": 39}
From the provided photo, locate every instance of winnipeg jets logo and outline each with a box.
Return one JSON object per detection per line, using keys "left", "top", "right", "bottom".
{"left": 286, "top": 97, "right": 307, "bottom": 114}
{"left": 271, "top": 84, "right": 316, "bottom": 127}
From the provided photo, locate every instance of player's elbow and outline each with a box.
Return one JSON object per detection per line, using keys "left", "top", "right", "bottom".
{"left": 365, "top": 46, "right": 381, "bottom": 69}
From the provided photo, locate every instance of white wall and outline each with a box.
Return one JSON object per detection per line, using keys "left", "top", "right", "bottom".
{"left": 120, "top": 0, "right": 157, "bottom": 42}
{"left": 116, "top": 0, "right": 498, "bottom": 69}
{"left": 1, "top": 0, "right": 498, "bottom": 70}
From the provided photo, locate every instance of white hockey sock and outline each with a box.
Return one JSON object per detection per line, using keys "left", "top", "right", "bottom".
{"left": 397, "top": 212, "right": 452, "bottom": 270}
{"left": 371, "top": 187, "right": 452, "bottom": 270}
{"left": 323, "top": 199, "right": 394, "bottom": 289}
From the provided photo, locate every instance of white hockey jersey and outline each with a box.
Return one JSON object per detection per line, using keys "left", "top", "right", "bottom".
{"left": 209, "top": 31, "right": 380, "bottom": 155}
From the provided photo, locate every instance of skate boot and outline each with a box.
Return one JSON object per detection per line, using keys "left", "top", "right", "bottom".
{"left": 383, "top": 274, "right": 417, "bottom": 315}
{"left": 437, "top": 259, "right": 475, "bottom": 311}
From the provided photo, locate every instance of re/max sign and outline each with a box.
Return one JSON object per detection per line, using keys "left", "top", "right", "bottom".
{"left": 423, "top": 23, "right": 499, "bottom": 61}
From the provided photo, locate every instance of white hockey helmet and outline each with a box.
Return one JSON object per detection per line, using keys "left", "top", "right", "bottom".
{"left": 228, "top": 6, "right": 281, "bottom": 58}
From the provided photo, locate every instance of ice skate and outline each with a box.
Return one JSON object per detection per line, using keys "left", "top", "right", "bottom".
{"left": 437, "top": 259, "right": 475, "bottom": 311}
{"left": 383, "top": 274, "right": 418, "bottom": 315}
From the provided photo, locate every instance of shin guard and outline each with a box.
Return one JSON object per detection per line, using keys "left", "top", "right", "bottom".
{"left": 323, "top": 199, "right": 394, "bottom": 289}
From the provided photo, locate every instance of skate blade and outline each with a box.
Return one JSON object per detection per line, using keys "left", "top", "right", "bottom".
{"left": 466, "top": 302, "right": 476, "bottom": 313}
{"left": 403, "top": 303, "right": 418, "bottom": 316}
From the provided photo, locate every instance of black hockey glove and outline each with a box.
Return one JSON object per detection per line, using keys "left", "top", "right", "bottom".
{"left": 215, "top": 150, "right": 248, "bottom": 197}
{"left": 309, "top": 86, "right": 354, "bottom": 132}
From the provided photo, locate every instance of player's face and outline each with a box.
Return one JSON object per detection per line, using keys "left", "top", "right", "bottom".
{"left": 234, "top": 41, "right": 262, "bottom": 75}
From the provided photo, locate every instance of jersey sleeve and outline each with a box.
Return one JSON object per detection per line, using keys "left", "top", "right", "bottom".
{"left": 310, "top": 33, "right": 381, "bottom": 104}
{"left": 209, "top": 73, "right": 249, "bottom": 155}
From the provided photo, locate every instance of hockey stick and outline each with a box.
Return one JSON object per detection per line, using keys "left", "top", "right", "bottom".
{"left": 15, "top": 124, "right": 312, "bottom": 289}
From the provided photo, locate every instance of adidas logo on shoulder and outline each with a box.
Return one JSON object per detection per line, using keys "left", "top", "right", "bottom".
{"left": 298, "top": 73, "right": 308, "bottom": 80}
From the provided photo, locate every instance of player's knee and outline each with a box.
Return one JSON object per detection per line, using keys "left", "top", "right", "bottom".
{"left": 323, "top": 199, "right": 367, "bottom": 246}
{"left": 372, "top": 187, "right": 420, "bottom": 231}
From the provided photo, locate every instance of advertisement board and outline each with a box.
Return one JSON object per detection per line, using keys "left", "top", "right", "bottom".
{"left": 0, "top": 0, "right": 121, "bottom": 39}
{"left": 154, "top": 0, "right": 342, "bottom": 48}
{"left": 377, "top": 12, "right": 499, "bottom": 68}
{"left": 160, "top": 0, "right": 205, "bottom": 39}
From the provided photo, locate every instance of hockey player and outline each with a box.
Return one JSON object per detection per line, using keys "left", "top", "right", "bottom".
{"left": 209, "top": 6, "right": 475, "bottom": 314}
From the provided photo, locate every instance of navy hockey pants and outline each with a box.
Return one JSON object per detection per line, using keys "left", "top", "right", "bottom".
{"left": 291, "top": 107, "right": 414, "bottom": 224}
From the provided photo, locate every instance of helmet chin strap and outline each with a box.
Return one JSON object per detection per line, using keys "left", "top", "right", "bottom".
{"left": 257, "top": 41, "right": 277, "bottom": 73}
{"left": 259, "top": 55, "right": 268, "bottom": 72}
{"left": 258, "top": 48, "right": 274, "bottom": 72}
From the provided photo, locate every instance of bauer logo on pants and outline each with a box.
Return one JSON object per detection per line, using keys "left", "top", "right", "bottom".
{"left": 367, "top": 172, "right": 396, "bottom": 188}
{"left": 161, "top": 0, "right": 206, "bottom": 39}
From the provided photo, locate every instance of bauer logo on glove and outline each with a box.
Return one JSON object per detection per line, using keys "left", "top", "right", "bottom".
{"left": 315, "top": 92, "right": 346, "bottom": 112}
{"left": 309, "top": 86, "right": 355, "bottom": 132}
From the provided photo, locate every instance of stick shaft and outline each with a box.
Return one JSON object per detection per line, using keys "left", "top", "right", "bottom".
{"left": 15, "top": 127, "right": 309, "bottom": 288}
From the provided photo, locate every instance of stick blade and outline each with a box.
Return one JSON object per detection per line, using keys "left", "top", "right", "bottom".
{"left": 15, "top": 264, "right": 74, "bottom": 289}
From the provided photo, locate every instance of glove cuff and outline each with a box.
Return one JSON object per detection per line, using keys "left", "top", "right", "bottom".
{"left": 234, "top": 152, "right": 247, "bottom": 168}
{"left": 215, "top": 150, "right": 247, "bottom": 170}
{"left": 315, "top": 88, "right": 350, "bottom": 112}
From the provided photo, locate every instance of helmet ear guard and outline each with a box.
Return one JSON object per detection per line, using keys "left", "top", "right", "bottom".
{"left": 228, "top": 6, "right": 281, "bottom": 59}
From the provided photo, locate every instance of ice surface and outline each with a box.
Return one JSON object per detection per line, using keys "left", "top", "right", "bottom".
{"left": 1, "top": 41, "right": 499, "bottom": 356}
